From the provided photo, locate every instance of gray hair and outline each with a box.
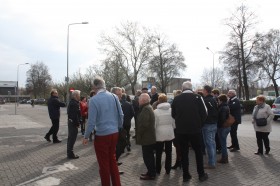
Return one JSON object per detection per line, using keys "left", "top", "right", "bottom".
{"left": 228, "top": 89, "right": 236, "bottom": 95}
{"left": 182, "top": 81, "right": 192, "bottom": 91}
{"left": 151, "top": 86, "right": 157, "bottom": 90}
{"left": 93, "top": 77, "right": 106, "bottom": 90}
{"left": 72, "top": 90, "right": 81, "bottom": 98}
{"left": 139, "top": 93, "right": 150, "bottom": 104}
{"left": 111, "top": 87, "right": 122, "bottom": 94}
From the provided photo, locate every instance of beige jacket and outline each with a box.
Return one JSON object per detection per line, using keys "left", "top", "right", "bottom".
{"left": 252, "top": 103, "right": 274, "bottom": 132}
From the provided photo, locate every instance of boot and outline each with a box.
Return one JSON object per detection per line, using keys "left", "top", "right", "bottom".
{"left": 171, "top": 161, "right": 182, "bottom": 169}
{"left": 217, "top": 156, "right": 228, "bottom": 164}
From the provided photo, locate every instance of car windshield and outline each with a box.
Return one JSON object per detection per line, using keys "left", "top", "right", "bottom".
{"left": 274, "top": 97, "right": 280, "bottom": 104}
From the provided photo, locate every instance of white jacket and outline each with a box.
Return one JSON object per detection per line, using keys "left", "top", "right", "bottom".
{"left": 252, "top": 103, "right": 274, "bottom": 132}
{"left": 154, "top": 102, "right": 175, "bottom": 141}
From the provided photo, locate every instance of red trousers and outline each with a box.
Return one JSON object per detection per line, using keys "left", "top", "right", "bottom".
{"left": 94, "top": 132, "right": 121, "bottom": 186}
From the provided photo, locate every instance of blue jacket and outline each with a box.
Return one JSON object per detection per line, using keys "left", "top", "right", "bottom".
{"left": 84, "top": 90, "right": 124, "bottom": 138}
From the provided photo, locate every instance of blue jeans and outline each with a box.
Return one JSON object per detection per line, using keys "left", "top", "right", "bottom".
{"left": 202, "top": 124, "right": 217, "bottom": 166}
{"left": 218, "top": 127, "right": 231, "bottom": 157}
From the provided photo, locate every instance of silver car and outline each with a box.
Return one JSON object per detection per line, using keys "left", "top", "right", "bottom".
{"left": 272, "top": 97, "right": 280, "bottom": 120}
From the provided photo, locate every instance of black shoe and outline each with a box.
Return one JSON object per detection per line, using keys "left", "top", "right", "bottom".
{"left": 141, "top": 173, "right": 148, "bottom": 176}
{"left": 183, "top": 173, "right": 192, "bottom": 182}
{"left": 132, "top": 135, "right": 136, "bottom": 139}
{"left": 230, "top": 148, "right": 240, "bottom": 152}
{"left": 53, "top": 140, "right": 61, "bottom": 143}
{"left": 227, "top": 145, "right": 233, "bottom": 149}
{"left": 140, "top": 175, "right": 155, "bottom": 180}
{"left": 117, "top": 162, "right": 122, "bottom": 166}
{"left": 265, "top": 148, "right": 270, "bottom": 155}
{"left": 126, "top": 146, "right": 131, "bottom": 152}
{"left": 119, "top": 171, "right": 124, "bottom": 175}
{"left": 254, "top": 152, "right": 263, "bottom": 155}
{"left": 67, "top": 155, "right": 79, "bottom": 159}
{"left": 199, "top": 173, "right": 208, "bottom": 182}
{"left": 44, "top": 136, "right": 51, "bottom": 142}
{"left": 171, "top": 161, "right": 182, "bottom": 170}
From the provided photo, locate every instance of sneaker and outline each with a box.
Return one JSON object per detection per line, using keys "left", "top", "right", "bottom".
{"left": 44, "top": 136, "right": 51, "bottom": 142}
{"left": 199, "top": 173, "right": 208, "bottom": 182}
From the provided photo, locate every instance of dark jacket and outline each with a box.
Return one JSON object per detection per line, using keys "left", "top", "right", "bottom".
{"left": 203, "top": 94, "right": 218, "bottom": 124}
{"left": 217, "top": 102, "right": 230, "bottom": 128}
{"left": 121, "top": 99, "right": 135, "bottom": 127}
{"left": 47, "top": 96, "right": 66, "bottom": 119}
{"left": 171, "top": 90, "right": 207, "bottom": 134}
{"left": 228, "top": 96, "right": 241, "bottom": 124}
{"left": 67, "top": 99, "right": 81, "bottom": 126}
{"left": 136, "top": 103, "right": 156, "bottom": 145}
{"left": 150, "top": 92, "right": 159, "bottom": 105}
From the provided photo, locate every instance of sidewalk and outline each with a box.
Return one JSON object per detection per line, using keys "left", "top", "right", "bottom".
{"left": 0, "top": 104, "right": 280, "bottom": 186}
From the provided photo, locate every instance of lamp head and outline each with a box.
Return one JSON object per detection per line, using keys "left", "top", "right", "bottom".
{"left": 82, "top": 22, "right": 89, "bottom": 24}
{"left": 206, "top": 47, "right": 209, "bottom": 50}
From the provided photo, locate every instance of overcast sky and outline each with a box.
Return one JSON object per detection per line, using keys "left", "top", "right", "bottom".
{"left": 0, "top": 0, "right": 279, "bottom": 88}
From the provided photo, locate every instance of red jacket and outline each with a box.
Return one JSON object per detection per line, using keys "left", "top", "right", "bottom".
{"left": 80, "top": 101, "right": 88, "bottom": 117}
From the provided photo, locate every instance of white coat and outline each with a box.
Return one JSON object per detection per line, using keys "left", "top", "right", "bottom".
{"left": 252, "top": 103, "right": 274, "bottom": 133}
{"left": 154, "top": 102, "right": 175, "bottom": 141}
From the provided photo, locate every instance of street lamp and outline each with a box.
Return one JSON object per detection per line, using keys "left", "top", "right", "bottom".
{"left": 66, "top": 22, "right": 88, "bottom": 105}
{"left": 206, "top": 47, "right": 215, "bottom": 88}
{"left": 15, "top": 63, "right": 29, "bottom": 115}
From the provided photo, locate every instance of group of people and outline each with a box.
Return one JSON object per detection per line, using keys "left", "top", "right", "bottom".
{"left": 43, "top": 77, "right": 274, "bottom": 185}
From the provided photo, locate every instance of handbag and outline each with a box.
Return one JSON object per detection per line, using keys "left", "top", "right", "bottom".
{"left": 223, "top": 106, "right": 235, "bottom": 128}
{"left": 255, "top": 118, "right": 267, "bottom": 127}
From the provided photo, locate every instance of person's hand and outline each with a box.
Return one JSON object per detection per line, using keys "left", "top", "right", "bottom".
{"left": 83, "top": 138, "right": 88, "bottom": 145}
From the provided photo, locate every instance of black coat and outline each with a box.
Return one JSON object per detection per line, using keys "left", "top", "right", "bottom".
{"left": 67, "top": 99, "right": 81, "bottom": 126}
{"left": 203, "top": 95, "right": 218, "bottom": 124}
{"left": 217, "top": 102, "right": 230, "bottom": 128}
{"left": 121, "top": 99, "right": 135, "bottom": 127}
{"left": 150, "top": 93, "right": 159, "bottom": 105}
{"left": 47, "top": 96, "right": 66, "bottom": 119}
{"left": 228, "top": 96, "right": 241, "bottom": 124}
{"left": 171, "top": 91, "right": 207, "bottom": 134}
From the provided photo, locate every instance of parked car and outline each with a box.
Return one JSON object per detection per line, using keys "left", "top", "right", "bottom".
{"left": 35, "top": 98, "right": 46, "bottom": 104}
{"left": 26, "top": 99, "right": 32, "bottom": 104}
{"left": 19, "top": 99, "right": 27, "bottom": 104}
{"left": 272, "top": 96, "right": 280, "bottom": 120}
{"left": 0, "top": 98, "right": 5, "bottom": 104}
{"left": 250, "top": 96, "right": 276, "bottom": 101}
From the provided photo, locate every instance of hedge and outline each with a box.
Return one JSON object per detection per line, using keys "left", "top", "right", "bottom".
{"left": 241, "top": 100, "right": 274, "bottom": 114}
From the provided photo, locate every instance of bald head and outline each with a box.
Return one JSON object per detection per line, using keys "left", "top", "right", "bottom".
{"left": 139, "top": 93, "right": 150, "bottom": 106}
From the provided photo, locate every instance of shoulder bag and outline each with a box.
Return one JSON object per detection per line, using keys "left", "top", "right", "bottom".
{"left": 223, "top": 106, "right": 235, "bottom": 128}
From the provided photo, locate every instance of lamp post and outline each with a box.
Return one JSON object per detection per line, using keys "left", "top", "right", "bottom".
{"left": 66, "top": 22, "right": 88, "bottom": 105}
{"left": 16, "top": 63, "right": 29, "bottom": 115}
{"left": 206, "top": 47, "right": 215, "bottom": 88}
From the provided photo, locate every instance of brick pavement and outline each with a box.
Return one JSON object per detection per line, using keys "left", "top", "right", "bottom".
{"left": 0, "top": 104, "right": 280, "bottom": 186}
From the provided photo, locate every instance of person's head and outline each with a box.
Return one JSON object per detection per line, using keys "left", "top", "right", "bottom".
{"left": 50, "top": 89, "right": 58, "bottom": 97}
{"left": 151, "top": 86, "right": 157, "bottom": 94}
{"left": 111, "top": 87, "right": 122, "bottom": 100}
{"left": 92, "top": 77, "right": 106, "bottom": 92}
{"left": 121, "top": 88, "right": 125, "bottom": 94}
{"left": 256, "top": 95, "right": 266, "bottom": 105}
{"left": 218, "top": 94, "right": 228, "bottom": 104}
{"left": 89, "top": 90, "right": 96, "bottom": 97}
{"left": 141, "top": 87, "right": 148, "bottom": 94}
{"left": 80, "top": 96, "right": 86, "bottom": 102}
{"left": 72, "top": 90, "right": 81, "bottom": 101}
{"left": 182, "top": 81, "right": 192, "bottom": 91}
{"left": 212, "top": 89, "right": 220, "bottom": 97}
{"left": 203, "top": 85, "right": 212, "bottom": 97}
{"left": 139, "top": 93, "right": 150, "bottom": 106}
{"left": 174, "top": 90, "right": 182, "bottom": 97}
{"left": 158, "top": 94, "right": 167, "bottom": 104}
{"left": 121, "top": 93, "right": 127, "bottom": 101}
{"left": 227, "top": 89, "right": 236, "bottom": 98}
{"left": 136, "top": 90, "right": 142, "bottom": 96}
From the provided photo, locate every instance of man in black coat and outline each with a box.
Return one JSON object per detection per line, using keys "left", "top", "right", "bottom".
{"left": 227, "top": 90, "right": 242, "bottom": 152}
{"left": 67, "top": 90, "right": 82, "bottom": 159}
{"left": 171, "top": 81, "right": 208, "bottom": 183}
{"left": 45, "top": 89, "right": 66, "bottom": 143}
{"left": 150, "top": 86, "right": 159, "bottom": 105}
{"left": 120, "top": 94, "right": 135, "bottom": 152}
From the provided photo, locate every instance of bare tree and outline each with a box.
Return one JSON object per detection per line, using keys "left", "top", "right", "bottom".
{"left": 100, "top": 21, "right": 153, "bottom": 94}
{"left": 254, "top": 29, "right": 280, "bottom": 97}
{"left": 26, "top": 61, "right": 52, "bottom": 98}
{"left": 149, "top": 35, "right": 186, "bottom": 93}
{"left": 223, "top": 4, "right": 259, "bottom": 100}
{"left": 200, "top": 67, "right": 227, "bottom": 90}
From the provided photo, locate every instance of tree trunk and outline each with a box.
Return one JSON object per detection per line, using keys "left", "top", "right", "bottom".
{"left": 240, "top": 38, "right": 250, "bottom": 100}
{"left": 272, "top": 79, "right": 279, "bottom": 97}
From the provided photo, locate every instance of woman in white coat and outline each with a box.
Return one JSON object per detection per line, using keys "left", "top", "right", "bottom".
{"left": 154, "top": 94, "right": 175, "bottom": 175}
{"left": 252, "top": 95, "right": 274, "bottom": 155}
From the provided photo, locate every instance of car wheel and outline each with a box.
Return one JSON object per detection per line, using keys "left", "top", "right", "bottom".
{"left": 273, "top": 116, "right": 278, "bottom": 121}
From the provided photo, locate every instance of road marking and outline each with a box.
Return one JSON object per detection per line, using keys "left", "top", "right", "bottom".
{"left": 33, "top": 177, "right": 60, "bottom": 186}
{"left": 16, "top": 162, "right": 78, "bottom": 186}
